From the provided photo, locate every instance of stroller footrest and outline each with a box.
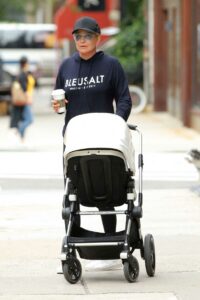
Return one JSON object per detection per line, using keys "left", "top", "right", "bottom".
{"left": 68, "top": 234, "right": 125, "bottom": 245}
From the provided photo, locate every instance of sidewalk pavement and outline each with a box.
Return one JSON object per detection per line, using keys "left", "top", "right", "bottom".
{"left": 1, "top": 105, "right": 200, "bottom": 191}
{"left": 1, "top": 82, "right": 200, "bottom": 151}
{"left": 129, "top": 110, "right": 200, "bottom": 153}
{"left": 1, "top": 107, "right": 200, "bottom": 300}
{"left": 1, "top": 83, "right": 200, "bottom": 152}
{"left": 1, "top": 107, "right": 200, "bottom": 153}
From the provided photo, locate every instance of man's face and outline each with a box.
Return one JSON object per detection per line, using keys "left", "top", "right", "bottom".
{"left": 73, "top": 30, "right": 100, "bottom": 58}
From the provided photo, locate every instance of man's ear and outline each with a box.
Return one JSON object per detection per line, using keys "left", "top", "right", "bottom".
{"left": 96, "top": 35, "right": 101, "bottom": 46}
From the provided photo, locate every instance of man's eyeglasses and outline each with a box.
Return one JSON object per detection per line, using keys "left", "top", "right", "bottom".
{"left": 73, "top": 33, "right": 96, "bottom": 42}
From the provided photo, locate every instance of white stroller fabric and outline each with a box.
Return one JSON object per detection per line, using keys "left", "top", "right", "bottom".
{"left": 63, "top": 113, "right": 135, "bottom": 172}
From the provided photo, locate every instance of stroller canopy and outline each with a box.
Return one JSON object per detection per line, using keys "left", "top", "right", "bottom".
{"left": 64, "top": 113, "right": 135, "bottom": 171}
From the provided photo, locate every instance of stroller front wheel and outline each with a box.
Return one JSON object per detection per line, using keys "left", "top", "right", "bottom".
{"left": 63, "top": 257, "right": 82, "bottom": 284}
{"left": 123, "top": 256, "right": 139, "bottom": 283}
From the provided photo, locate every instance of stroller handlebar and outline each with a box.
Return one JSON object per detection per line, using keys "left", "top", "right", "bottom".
{"left": 128, "top": 124, "right": 137, "bottom": 130}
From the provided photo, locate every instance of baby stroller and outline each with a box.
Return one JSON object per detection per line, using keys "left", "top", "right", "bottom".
{"left": 60, "top": 113, "right": 156, "bottom": 283}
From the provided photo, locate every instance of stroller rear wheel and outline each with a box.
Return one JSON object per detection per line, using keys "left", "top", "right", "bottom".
{"left": 144, "top": 234, "right": 156, "bottom": 277}
{"left": 62, "top": 257, "right": 82, "bottom": 284}
{"left": 123, "top": 256, "right": 139, "bottom": 283}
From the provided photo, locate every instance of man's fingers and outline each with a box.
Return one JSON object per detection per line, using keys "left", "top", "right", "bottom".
{"left": 52, "top": 100, "right": 59, "bottom": 112}
{"left": 52, "top": 98, "right": 67, "bottom": 112}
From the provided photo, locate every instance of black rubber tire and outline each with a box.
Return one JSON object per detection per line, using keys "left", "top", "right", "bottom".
{"left": 144, "top": 234, "right": 156, "bottom": 277}
{"left": 123, "top": 256, "right": 139, "bottom": 283}
{"left": 63, "top": 257, "right": 82, "bottom": 284}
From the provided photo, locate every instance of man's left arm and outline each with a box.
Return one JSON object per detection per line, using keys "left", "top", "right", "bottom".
{"left": 113, "top": 60, "right": 132, "bottom": 121}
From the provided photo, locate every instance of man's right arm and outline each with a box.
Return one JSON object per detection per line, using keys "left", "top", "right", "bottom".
{"left": 52, "top": 62, "right": 68, "bottom": 113}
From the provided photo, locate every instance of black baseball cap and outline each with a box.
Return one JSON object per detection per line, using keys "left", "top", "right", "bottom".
{"left": 72, "top": 17, "right": 101, "bottom": 35}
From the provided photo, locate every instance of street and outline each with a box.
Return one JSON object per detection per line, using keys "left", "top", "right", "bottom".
{"left": 0, "top": 86, "right": 200, "bottom": 299}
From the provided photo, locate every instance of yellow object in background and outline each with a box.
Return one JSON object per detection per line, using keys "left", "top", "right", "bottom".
{"left": 27, "top": 74, "right": 35, "bottom": 95}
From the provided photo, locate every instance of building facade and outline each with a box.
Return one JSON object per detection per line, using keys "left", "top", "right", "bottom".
{"left": 147, "top": 0, "right": 200, "bottom": 131}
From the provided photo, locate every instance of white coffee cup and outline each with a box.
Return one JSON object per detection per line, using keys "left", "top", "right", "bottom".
{"left": 51, "top": 89, "right": 66, "bottom": 113}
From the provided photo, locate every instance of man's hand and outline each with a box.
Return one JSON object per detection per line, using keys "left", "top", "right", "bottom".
{"left": 52, "top": 99, "right": 68, "bottom": 113}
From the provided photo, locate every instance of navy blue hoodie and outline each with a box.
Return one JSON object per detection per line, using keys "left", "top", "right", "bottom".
{"left": 55, "top": 51, "right": 132, "bottom": 135}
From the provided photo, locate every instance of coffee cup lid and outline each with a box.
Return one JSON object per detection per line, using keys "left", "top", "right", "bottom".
{"left": 51, "top": 89, "right": 65, "bottom": 96}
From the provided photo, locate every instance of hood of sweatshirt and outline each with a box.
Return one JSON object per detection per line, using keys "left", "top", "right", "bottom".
{"left": 72, "top": 51, "right": 104, "bottom": 82}
{"left": 73, "top": 50, "right": 104, "bottom": 63}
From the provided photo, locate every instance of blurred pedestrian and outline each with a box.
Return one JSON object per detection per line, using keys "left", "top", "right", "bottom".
{"left": 10, "top": 56, "right": 35, "bottom": 143}
{"left": 0, "top": 56, "right": 3, "bottom": 82}
{"left": 52, "top": 16, "right": 132, "bottom": 271}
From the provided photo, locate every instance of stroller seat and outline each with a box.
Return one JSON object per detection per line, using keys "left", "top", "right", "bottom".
{"left": 67, "top": 152, "right": 128, "bottom": 207}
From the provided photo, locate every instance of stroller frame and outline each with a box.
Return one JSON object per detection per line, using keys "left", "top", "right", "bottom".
{"left": 60, "top": 124, "right": 156, "bottom": 284}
